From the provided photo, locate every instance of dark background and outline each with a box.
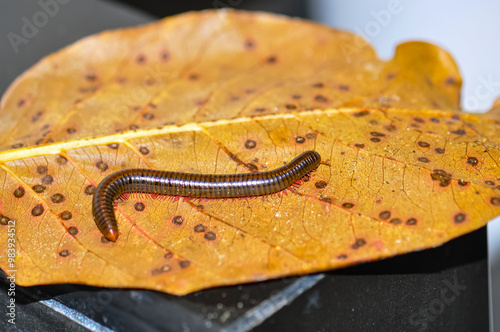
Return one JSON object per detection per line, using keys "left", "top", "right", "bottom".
{"left": 107, "top": 0, "right": 309, "bottom": 18}
{"left": 0, "top": 1, "right": 490, "bottom": 331}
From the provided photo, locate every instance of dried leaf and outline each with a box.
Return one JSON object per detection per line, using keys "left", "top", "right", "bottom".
{"left": 0, "top": 10, "right": 462, "bottom": 151}
{"left": 0, "top": 10, "right": 498, "bottom": 295}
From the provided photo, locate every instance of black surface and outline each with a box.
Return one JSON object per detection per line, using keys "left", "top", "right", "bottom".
{"left": 106, "top": 0, "right": 309, "bottom": 20}
{"left": 256, "top": 228, "right": 488, "bottom": 332}
{"left": 0, "top": 1, "right": 489, "bottom": 331}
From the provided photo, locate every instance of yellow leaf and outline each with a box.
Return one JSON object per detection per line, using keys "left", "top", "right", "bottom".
{"left": 0, "top": 10, "right": 498, "bottom": 295}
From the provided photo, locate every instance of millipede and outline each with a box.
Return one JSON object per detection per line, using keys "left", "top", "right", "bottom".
{"left": 92, "top": 150, "right": 322, "bottom": 242}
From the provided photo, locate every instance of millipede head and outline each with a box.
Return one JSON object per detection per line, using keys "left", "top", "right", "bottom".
{"left": 104, "top": 226, "right": 119, "bottom": 242}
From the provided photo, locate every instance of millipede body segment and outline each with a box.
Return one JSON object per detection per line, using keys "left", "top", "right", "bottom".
{"left": 92, "top": 150, "right": 321, "bottom": 242}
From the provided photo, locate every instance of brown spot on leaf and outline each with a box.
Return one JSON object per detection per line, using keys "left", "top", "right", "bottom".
{"left": 66, "top": 128, "right": 76, "bottom": 134}
{"left": 152, "top": 265, "right": 171, "bottom": 276}
{"left": 467, "top": 157, "right": 479, "bottom": 167}
{"left": 315, "top": 180, "right": 327, "bottom": 189}
{"left": 205, "top": 232, "right": 216, "bottom": 241}
{"left": 445, "top": 76, "right": 457, "bottom": 85}
{"left": 435, "top": 148, "right": 445, "bottom": 154}
{"left": 430, "top": 117, "right": 440, "bottom": 123}
{"left": 96, "top": 161, "right": 108, "bottom": 172}
{"left": 143, "top": 113, "right": 154, "bottom": 120}
{"left": 458, "top": 179, "right": 468, "bottom": 186}
{"left": 321, "top": 197, "right": 332, "bottom": 204}
{"left": 312, "top": 82, "right": 324, "bottom": 88}
{"left": 296, "top": 136, "right": 306, "bottom": 144}
{"left": 84, "top": 185, "right": 95, "bottom": 196}
{"left": 134, "top": 202, "right": 145, "bottom": 212}
{"left": 12, "top": 143, "right": 24, "bottom": 149}
{"left": 418, "top": 141, "right": 430, "bottom": 148}
{"left": 370, "top": 132, "right": 385, "bottom": 137}
{"left": 291, "top": 94, "right": 301, "bottom": 100}
{"left": 370, "top": 138, "right": 381, "bottom": 143}
{"left": 136, "top": 54, "right": 146, "bottom": 64}
{"left": 354, "top": 143, "right": 365, "bottom": 149}
{"left": 37, "top": 165, "right": 48, "bottom": 174}
{"left": 79, "top": 86, "right": 99, "bottom": 94}
{"left": 306, "top": 133, "right": 317, "bottom": 140}
{"left": 338, "top": 84, "right": 350, "bottom": 91}
{"left": 285, "top": 104, "right": 297, "bottom": 110}
{"left": 145, "top": 78, "right": 157, "bottom": 86}
{"left": 59, "top": 250, "right": 70, "bottom": 257}
{"left": 406, "top": 218, "right": 417, "bottom": 225}
{"left": 56, "top": 156, "right": 67, "bottom": 165}
{"left": 60, "top": 211, "right": 72, "bottom": 220}
{"left": 491, "top": 197, "right": 500, "bottom": 206}
{"left": 32, "top": 111, "right": 43, "bottom": 122}
{"left": 245, "top": 140, "right": 257, "bottom": 149}
{"left": 266, "top": 55, "right": 277, "bottom": 63}
{"left": 179, "top": 260, "right": 191, "bottom": 269}
{"left": 68, "top": 226, "right": 78, "bottom": 235}
{"left": 314, "top": 95, "right": 328, "bottom": 103}
{"left": 485, "top": 181, "right": 495, "bottom": 186}
{"left": 244, "top": 39, "right": 255, "bottom": 50}
{"left": 451, "top": 129, "right": 466, "bottom": 135}
{"left": 0, "top": 215, "right": 10, "bottom": 225}
{"left": 32, "top": 204, "right": 44, "bottom": 216}
{"left": 337, "top": 254, "right": 348, "bottom": 260}
{"left": 194, "top": 224, "right": 206, "bottom": 232}
{"left": 390, "top": 218, "right": 402, "bottom": 225}
{"left": 172, "top": 216, "right": 184, "bottom": 226}
{"left": 139, "top": 146, "right": 150, "bottom": 155}
{"left": 431, "top": 170, "right": 451, "bottom": 187}
{"left": 32, "top": 185, "right": 46, "bottom": 193}
{"left": 413, "top": 117, "right": 425, "bottom": 123}
{"left": 42, "top": 175, "right": 54, "bottom": 185}
{"left": 51, "top": 193, "right": 64, "bottom": 203}
{"left": 418, "top": 157, "right": 430, "bottom": 163}
{"left": 352, "top": 238, "right": 366, "bottom": 249}
{"left": 379, "top": 211, "right": 391, "bottom": 220}
{"left": 454, "top": 213, "right": 466, "bottom": 224}
{"left": 254, "top": 107, "right": 266, "bottom": 113}
{"left": 342, "top": 202, "right": 354, "bottom": 209}
{"left": 164, "top": 252, "right": 173, "bottom": 259}
{"left": 108, "top": 143, "right": 119, "bottom": 150}
{"left": 14, "top": 186, "right": 25, "bottom": 198}
{"left": 385, "top": 125, "right": 397, "bottom": 132}
{"left": 160, "top": 51, "right": 170, "bottom": 61}
{"left": 85, "top": 72, "right": 97, "bottom": 81}
{"left": 160, "top": 265, "right": 171, "bottom": 273}
{"left": 17, "top": 99, "right": 26, "bottom": 107}
{"left": 186, "top": 73, "right": 200, "bottom": 81}
{"left": 353, "top": 110, "right": 370, "bottom": 117}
